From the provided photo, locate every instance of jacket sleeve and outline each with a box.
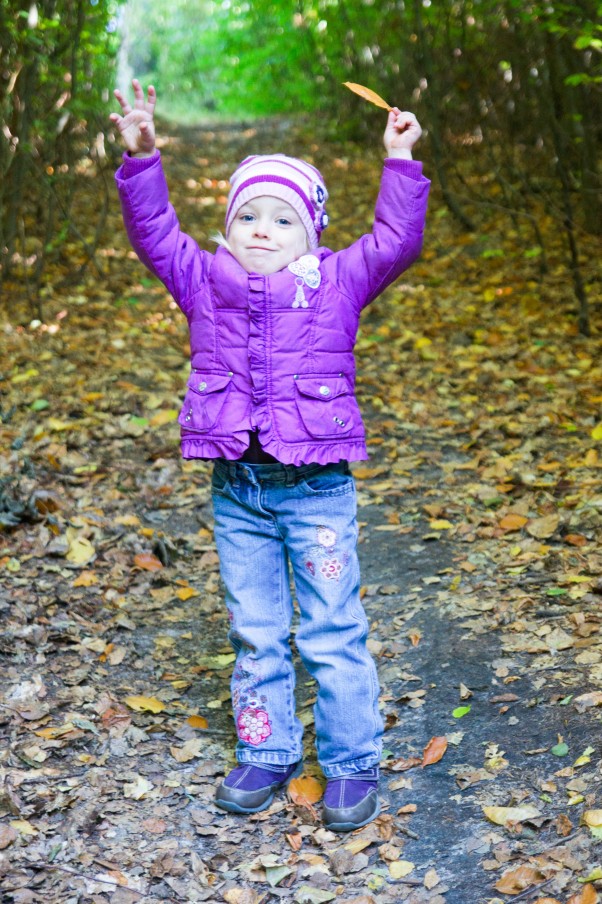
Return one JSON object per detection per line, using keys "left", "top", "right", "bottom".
{"left": 115, "top": 151, "right": 212, "bottom": 317}
{"left": 326, "top": 159, "right": 430, "bottom": 310}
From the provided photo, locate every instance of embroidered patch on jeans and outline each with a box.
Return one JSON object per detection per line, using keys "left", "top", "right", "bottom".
{"left": 316, "top": 526, "right": 337, "bottom": 549}
{"left": 237, "top": 706, "right": 272, "bottom": 746}
{"left": 320, "top": 557, "right": 344, "bottom": 581}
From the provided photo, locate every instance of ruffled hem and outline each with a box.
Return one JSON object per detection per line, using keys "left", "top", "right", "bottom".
{"left": 181, "top": 435, "right": 369, "bottom": 466}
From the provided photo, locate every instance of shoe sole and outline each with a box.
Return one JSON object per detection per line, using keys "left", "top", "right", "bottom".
{"left": 323, "top": 797, "right": 381, "bottom": 832}
{"left": 215, "top": 761, "right": 303, "bottom": 815}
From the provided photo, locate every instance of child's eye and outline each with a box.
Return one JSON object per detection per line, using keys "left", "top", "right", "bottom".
{"left": 239, "top": 214, "right": 255, "bottom": 222}
{"left": 276, "top": 217, "right": 292, "bottom": 226}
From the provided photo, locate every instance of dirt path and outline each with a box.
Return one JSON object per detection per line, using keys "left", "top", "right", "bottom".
{"left": 1, "top": 117, "right": 601, "bottom": 904}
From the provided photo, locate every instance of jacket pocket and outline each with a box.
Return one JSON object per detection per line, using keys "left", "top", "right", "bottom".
{"left": 178, "top": 371, "right": 233, "bottom": 432}
{"left": 294, "top": 374, "right": 355, "bottom": 438}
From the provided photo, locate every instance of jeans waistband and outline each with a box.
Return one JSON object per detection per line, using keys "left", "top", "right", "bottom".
{"left": 214, "top": 458, "right": 347, "bottom": 487}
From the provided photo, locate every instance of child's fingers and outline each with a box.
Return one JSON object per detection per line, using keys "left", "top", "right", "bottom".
{"left": 146, "top": 85, "right": 157, "bottom": 112}
{"left": 394, "top": 112, "right": 417, "bottom": 131}
{"left": 113, "top": 88, "right": 132, "bottom": 115}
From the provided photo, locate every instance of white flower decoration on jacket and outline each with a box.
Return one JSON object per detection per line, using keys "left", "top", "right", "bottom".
{"left": 288, "top": 254, "right": 321, "bottom": 308}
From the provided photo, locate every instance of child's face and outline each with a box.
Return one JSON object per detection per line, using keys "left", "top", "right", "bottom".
{"left": 228, "top": 196, "right": 309, "bottom": 275}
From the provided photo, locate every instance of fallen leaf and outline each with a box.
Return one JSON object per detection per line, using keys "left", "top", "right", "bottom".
{"left": 526, "top": 514, "right": 560, "bottom": 539}
{"left": 10, "top": 820, "right": 38, "bottom": 836}
{"left": 294, "top": 886, "right": 336, "bottom": 904}
{"left": 495, "top": 864, "right": 546, "bottom": 893}
{"left": 583, "top": 810, "right": 602, "bottom": 828}
{"left": 72, "top": 570, "right": 98, "bottom": 587}
{"left": 123, "top": 775, "right": 154, "bottom": 800}
{"left": 422, "top": 736, "right": 448, "bottom": 767}
{"left": 288, "top": 774, "right": 323, "bottom": 805}
{"left": 133, "top": 552, "right": 164, "bottom": 571}
{"left": 286, "top": 831, "right": 303, "bottom": 851}
{"left": 424, "top": 868, "right": 440, "bottom": 889}
{"left": 124, "top": 695, "right": 165, "bottom": 713}
{"left": 223, "top": 889, "right": 266, "bottom": 904}
{"left": 66, "top": 535, "right": 95, "bottom": 565}
{"left": 390, "top": 756, "right": 422, "bottom": 772}
{"left": 482, "top": 805, "right": 541, "bottom": 825}
{"left": 499, "top": 513, "right": 529, "bottom": 531}
{"left": 170, "top": 738, "right": 203, "bottom": 762}
{"left": 569, "top": 886, "right": 598, "bottom": 904}
{"left": 187, "top": 714, "right": 209, "bottom": 729}
{"left": 0, "top": 825, "right": 18, "bottom": 848}
{"left": 175, "top": 585, "right": 199, "bottom": 600}
{"left": 574, "top": 692, "right": 602, "bottom": 712}
{"left": 140, "top": 818, "right": 167, "bottom": 834}
{"left": 389, "top": 860, "right": 415, "bottom": 879}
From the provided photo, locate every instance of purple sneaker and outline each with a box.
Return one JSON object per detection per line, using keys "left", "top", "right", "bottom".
{"left": 215, "top": 761, "right": 303, "bottom": 814}
{"left": 322, "top": 767, "right": 380, "bottom": 832}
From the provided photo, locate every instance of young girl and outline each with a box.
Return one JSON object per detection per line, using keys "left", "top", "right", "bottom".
{"left": 111, "top": 79, "right": 430, "bottom": 833}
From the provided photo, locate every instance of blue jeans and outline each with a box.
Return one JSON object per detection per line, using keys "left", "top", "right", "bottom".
{"left": 211, "top": 459, "right": 383, "bottom": 778}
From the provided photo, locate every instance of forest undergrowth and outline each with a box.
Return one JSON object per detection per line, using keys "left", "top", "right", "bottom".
{"left": 1, "top": 117, "right": 601, "bottom": 904}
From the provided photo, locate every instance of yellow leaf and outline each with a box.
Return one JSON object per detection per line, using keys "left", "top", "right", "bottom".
{"left": 482, "top": 805, "right": 541, "bottom": 825}
{"left": 580, "top": 869, "right": 602, "bottom": 883}
{"left": 429, "top": 519, "right": 453, "bottom": 530}
{"left": 288, "top": 775, "right": 324, "bottom": 805}
{"left": 72, "top": 570, "right": 98, "bottom": 587}
{"left": 10, "top": 820, "right": 38, "bottom": 836}
{"left": 414, "top": 336, "right": 432, "bottom": 349}
{"left": 499, "top": 513, "right": 529, "bottom": 531}
{"left": 47, "top": 417, "right": 75, "bottom": 431}
{"left": 591, "top": 423, "right": 602, "bottom": 441}
{"left": 187, "top": 715, "right": 209, "bottom": 729}
{"left": 343, "top": 837, "right": 373, "bottom": 854}
{"left": 389, "top": 860, "right": 415, "bottom": 879}
{"left": 582, "top": 810, "right": 602, "bottom": 828}
{"left": 343, "top": 81, "right": 392, "bottom": 110}
{"left": 66, "top": 536, "right": 95, "bottom": 565}
{"left": 176, "top": 586, "right": 199, "bottom": 601}
{"left": 115, "top": 514, "right": 141, "bottom": 527}
{"left": 34, "top": 721, "right": 76, "bottom": 739}
{"left": 12, "top": 368, "right": 39, "bottom": 383}
{"left": 150, "top": 409, "right": 178, "bottom": 427}
{"left": 124, "top": 695, "right": 165, "bottom": 713}
{"left": 574, "top": 746, "right": 595, "bottom": 767}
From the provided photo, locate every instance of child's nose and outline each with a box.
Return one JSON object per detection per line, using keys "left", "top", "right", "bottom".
{"left": 253, "top": 219, "right": 270, "bottom": 237}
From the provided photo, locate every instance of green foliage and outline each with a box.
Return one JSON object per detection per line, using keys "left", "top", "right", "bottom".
{"left": 0, "top": 0, "right": 124, "bottom": 290}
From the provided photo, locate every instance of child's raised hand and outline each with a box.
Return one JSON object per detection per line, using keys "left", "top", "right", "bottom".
{"left": 110, "top": 79, "right": 157, "bottom": 157}
{"left": 383, "top": 109, "right": 422, "bottom": 160}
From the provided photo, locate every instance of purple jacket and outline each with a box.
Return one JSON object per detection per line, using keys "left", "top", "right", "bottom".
{"left": 115, "top": 152, "right": 430, "bottom": 465}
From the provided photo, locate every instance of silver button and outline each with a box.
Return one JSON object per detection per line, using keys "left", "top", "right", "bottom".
{"left": 319, "top": 385, "right": 330, "bottom": 397}
{"left": 198, "top": 381, "right": 207, "bottom": 391}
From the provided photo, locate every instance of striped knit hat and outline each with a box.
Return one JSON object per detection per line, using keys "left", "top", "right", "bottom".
{"left": 225, "top": 154, "right": 329, "bottom": 249}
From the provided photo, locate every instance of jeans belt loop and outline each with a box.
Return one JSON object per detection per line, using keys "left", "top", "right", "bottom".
{"left": 284, "top": 465, "right": 297, "bottom": 487}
